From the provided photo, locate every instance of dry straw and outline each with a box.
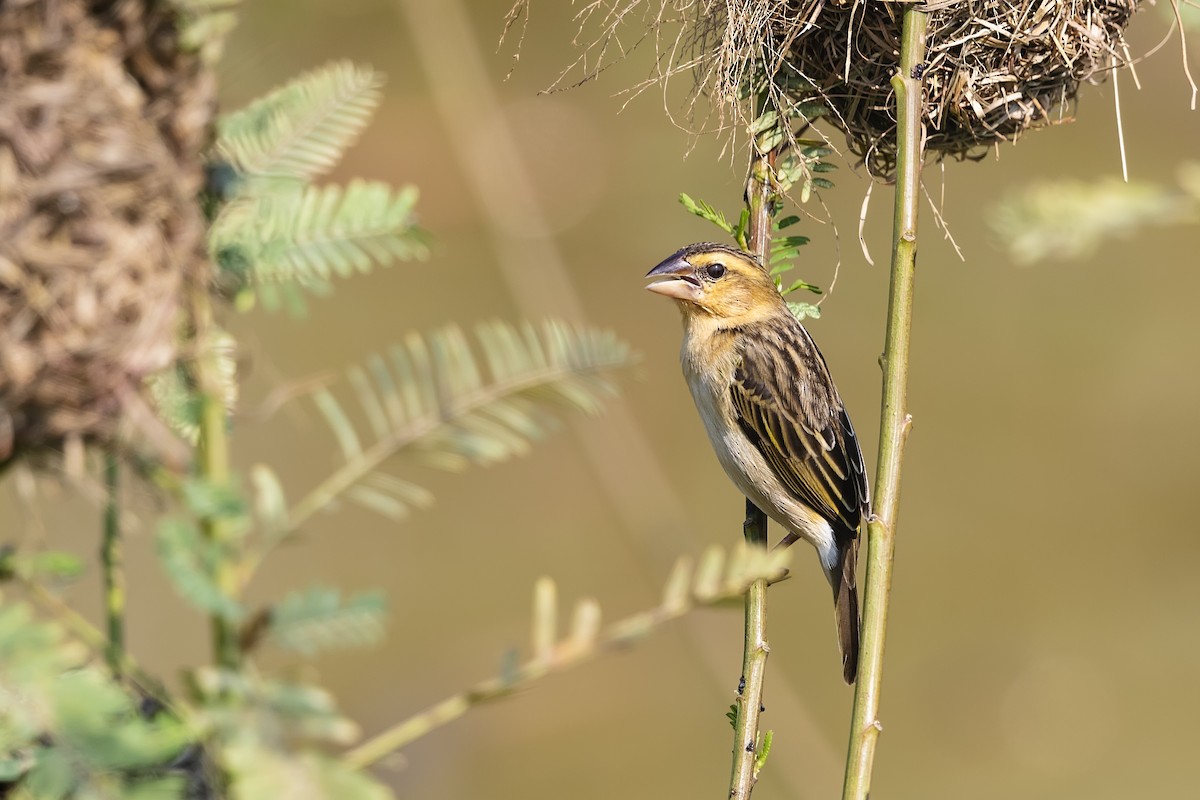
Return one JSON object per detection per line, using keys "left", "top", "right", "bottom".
{"left": 547, "top": 0, "right": 1145, "bottom": 176}
{"left": 0, "top": 0, "right": 214, "bottom": 467}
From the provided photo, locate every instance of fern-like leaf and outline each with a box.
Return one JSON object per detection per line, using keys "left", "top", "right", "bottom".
{"left": 679, "top": 193, "right": 735, "bottom": 235}
{"left": 288, "top": 320, "right": 635, "bottom": 529}
{"left": 211, "top": 181, "right": 426, "bottom": 293}
{"left": 146, "top": 329, "right": 238, "bottom": 443}
{"left": 269, "top": 587, "right": 386, "bottom": 656}
{"left": 991, "top": 175, "right": 1197, "bottom": 264}
{"left": 216, "top": 61, "right": 382, "bottom": 184}
{"left": 156, "top": 519, "right": 244, "bottom": 622}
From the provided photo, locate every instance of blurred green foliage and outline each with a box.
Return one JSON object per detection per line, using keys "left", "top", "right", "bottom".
{"left": 990, "top": 164, "right": 1199, "bottom": 264}
{"left": 0, "top": 600, "right": 194, "bottom": 799}
{"left": 2, "top": 51, "right": 638, "bottom": 799}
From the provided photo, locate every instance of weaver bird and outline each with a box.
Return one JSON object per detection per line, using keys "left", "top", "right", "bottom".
{"left": 646, "top": 242, "right": 869, "bottom": 683}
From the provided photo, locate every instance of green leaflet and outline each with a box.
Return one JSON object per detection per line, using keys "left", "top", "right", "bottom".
{"left": 269, "top": 587, "right": 387, "bottom": 656}
{"left": 225, "top": 746, "right": 393, "bottom": 800}
{"left": 49, "top": 672, "right": 190, "bottom": 772}
{"left": 0, "top": 600, "right": 193, "bottom": 795}
{"left": 145, "top": 329, "right": 237, "bottom": 444}
{"left": 679, "top": 192, "right": 737, "bottom": 236}
{"left": 156, "top": 519, "right": 244, "bottom": 622}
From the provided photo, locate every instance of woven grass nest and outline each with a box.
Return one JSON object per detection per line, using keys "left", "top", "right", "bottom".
{"left": 0, "top": 0, "right": 214, "bottom": 468}
{"left": 564, "top": 0, "right": 1145, "bottom": 176}
{"left": 767, "top": 0, "right": 1144, "bottom": 175}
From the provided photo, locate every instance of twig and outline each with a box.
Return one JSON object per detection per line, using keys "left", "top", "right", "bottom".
{"left": 728, "top": 147, "right": 777, "bottom": 800}
{"left": 101, "top": 453, "right": 124, "bottom": 676}
{"left": 729, "top": 502, "right": 770, "bottom": 796}
{"left": 343, "top": 545, "right": 790, "bottom": 771}
{"left": 192, "top": 290, "right": 241, "bottom": 669}
{"left": 841, "top": 9, "right": 928, "bottom": 800}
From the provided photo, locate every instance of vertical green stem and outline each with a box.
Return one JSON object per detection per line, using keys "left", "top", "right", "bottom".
{"left": 101, "top": 452, "right": 124, "bottom": 676}
{"left": 728, "top": 148, "right": 777, "bottom": 800}
{"left": 728, "top": 501, "right": 769, "bottom": 799}
{"left": 841, "top": 9, "right": 928, "bottom": 800}
{"left": 192, "top": 292, "right": 240, "bottom": 669}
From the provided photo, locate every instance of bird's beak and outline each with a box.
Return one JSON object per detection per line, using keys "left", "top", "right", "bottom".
{"left": 645, "top": 254, "right": 703, "bottom": 302}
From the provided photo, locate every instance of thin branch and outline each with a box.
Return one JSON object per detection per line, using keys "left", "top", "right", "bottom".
{"left": 730, "top": 502, "right": 770, "bottom": 796}
{"left": 728, "top": 146, "right": 777, "bottom": 800}
{"left": 101, "top": 453, "right": 124, "bottom": 677}
{"left": 193, "top": 290, "right": 242, "bottom": 669}
{"left": 343, "top": 545, "right": 790, "bottom": 771}
{"left": 841, "top": 9, "right": 928, "bottom": 800}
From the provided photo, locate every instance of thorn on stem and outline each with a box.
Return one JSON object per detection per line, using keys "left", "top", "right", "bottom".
{"left": 867, "top": 513, "right": 894, "bottom": 537}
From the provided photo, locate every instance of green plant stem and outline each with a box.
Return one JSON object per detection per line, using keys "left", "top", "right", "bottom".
{"left": 729, "top": 503, "right": 769, "bottom": 798}
{"left": 101, "top": 453, "right": 124, "bottom": 676}
{"left": 192, "top": 291, "right": 241, "bottom": 669}
{"left": 841, "top": 9, "right": 928, "bottom": 800}
{"left": 728, "top": 148, "right": 777, "bottom": 800}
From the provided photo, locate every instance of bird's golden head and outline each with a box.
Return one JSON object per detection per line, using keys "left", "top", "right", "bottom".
{"left": 645, "top": 243, "right": 782, "bottom": 324}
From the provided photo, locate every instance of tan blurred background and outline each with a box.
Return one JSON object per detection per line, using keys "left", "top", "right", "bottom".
{"left": 7, "top": 1, "right": 1200, "bottom": 798}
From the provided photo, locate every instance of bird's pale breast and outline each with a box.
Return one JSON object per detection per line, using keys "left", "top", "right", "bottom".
{"left": 679, "top": 325, "right": 838, "bottom": 571}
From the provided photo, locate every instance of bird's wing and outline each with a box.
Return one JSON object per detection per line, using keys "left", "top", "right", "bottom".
{"left": 729, "top": 319, "right": 869, "bottom": 543}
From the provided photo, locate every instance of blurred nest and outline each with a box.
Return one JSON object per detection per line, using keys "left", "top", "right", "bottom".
{"left": 552, "top": 0, "right": 1144, "bottom": 176}
{"left": 0, "top": 0, "right": 216, "bottom": 468}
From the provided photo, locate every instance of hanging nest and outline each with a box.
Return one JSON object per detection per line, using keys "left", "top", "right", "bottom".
{"left": 768, "top": 0, "right": 1143, "bottom": 176}
{"left": 0, "top": 0, "right": 216, "bottom": 468}
{"left": 548, "top": 0, "right": 1145, "bottom": 176}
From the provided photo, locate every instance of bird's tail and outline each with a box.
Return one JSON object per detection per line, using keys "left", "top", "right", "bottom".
{"left": 831, "top": 543, "right": 860, "bottom": 685}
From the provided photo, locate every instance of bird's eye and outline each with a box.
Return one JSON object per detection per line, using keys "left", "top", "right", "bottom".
{"left": 706, "top": 262, "right": 726, "bottom": 280}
